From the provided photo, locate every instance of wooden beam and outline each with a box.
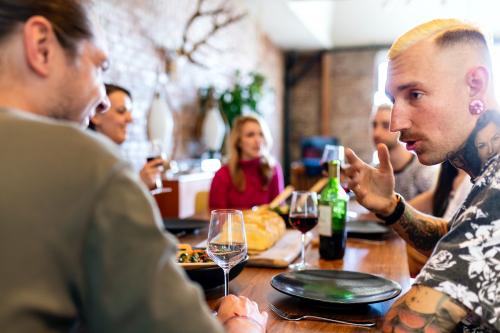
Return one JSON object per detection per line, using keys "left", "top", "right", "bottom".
{"left": 320, "top": 52, "right": 332, "bottom": 136}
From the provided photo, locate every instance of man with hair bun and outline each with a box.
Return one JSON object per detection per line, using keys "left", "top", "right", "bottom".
{"left": 345, "top": 19, "right": 500, "bottom": 332}
{"left": 0, "top": 1, "right": 267, "bottom": 332}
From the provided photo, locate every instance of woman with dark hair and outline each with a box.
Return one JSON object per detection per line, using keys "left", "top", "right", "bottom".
{"left": 89, "top": 84, "right": 132, "bottom": 143}
{"left": 209, "top": 114, "right": 284, "bottom": 210}
{"left": 473, "top": 110, "right": 500, "bottom": 166}
{"left": 90, "top": 84, "right": 164, "bottom": 190}
{"left": 449, "top": 110, "right": 500, "bottom": 177}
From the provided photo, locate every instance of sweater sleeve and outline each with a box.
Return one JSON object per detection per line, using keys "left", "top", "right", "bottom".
{"left": 268, "top": 162, "right": 285, "bottom": 201}
{"left": 86, "top": 164, "right": 223, "bottom": 333}
{"left": 209, "top": 166, "right": 230, "bottom": 210}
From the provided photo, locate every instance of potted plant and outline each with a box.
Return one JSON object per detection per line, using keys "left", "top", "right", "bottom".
{"left": 196, "top": 71, "right": 266, "bottom": 158}
{"left": 218, "top": 71, "right": 265, "bottom": 128}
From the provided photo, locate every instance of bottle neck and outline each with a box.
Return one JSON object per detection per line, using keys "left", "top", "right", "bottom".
{"left": 327, "top": 161, "right": 341, "bottom": 186}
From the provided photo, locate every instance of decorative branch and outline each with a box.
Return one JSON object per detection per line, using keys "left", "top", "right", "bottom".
{"left": 177, "top": 0, "right": 247, "bottom": 68}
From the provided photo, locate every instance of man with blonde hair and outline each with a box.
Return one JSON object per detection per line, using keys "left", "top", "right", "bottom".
{"left": 345, "top": 19, "right": 499, "bottom": 332}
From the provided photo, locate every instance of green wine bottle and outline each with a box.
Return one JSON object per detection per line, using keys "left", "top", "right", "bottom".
{"left": 318, "top": 160, "right": 348, "bottom": 260}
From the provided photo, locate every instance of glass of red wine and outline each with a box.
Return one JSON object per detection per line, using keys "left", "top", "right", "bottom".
{"left": 288, "top": 191, "right": 318, "bottom": 271}
{"left": 146, "top": 140, "right": 165, "bottom": 192}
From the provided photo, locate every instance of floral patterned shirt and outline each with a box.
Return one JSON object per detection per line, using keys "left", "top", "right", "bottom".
{"left": 415, "top": 154, "right": 500, "bottom": 332}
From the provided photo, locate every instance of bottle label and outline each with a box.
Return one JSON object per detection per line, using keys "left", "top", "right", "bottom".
{"left": 318, "top": 204, "right": 332, "bottom": 236}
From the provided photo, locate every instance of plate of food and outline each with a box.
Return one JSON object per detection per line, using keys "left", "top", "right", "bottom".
{"left": 176, "top": 244, "right": 248, "bottom": 289}
{"left": 177, "top": 244, "right": 217, "bottom": 269}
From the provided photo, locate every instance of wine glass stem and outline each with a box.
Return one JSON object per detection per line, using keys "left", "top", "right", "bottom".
{"left": 301, "top": 232, "right": 306, "bottom": 266}
{"left": 156, "top": 175, "right": 163, "bottom": 189}
{"left": 223, "top": 268, "right": 230, "bottom": 296}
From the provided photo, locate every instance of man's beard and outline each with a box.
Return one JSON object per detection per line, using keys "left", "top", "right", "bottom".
{"left": 48, "top": 104, "right": 86, "bottom": 125}
{"left": 49, "top": 80, "right": 92, "bottom": 126}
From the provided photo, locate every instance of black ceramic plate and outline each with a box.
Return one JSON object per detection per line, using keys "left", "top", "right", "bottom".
{"left": 346, "top": 220, "right": 390, "bottom": 237}
{"left": 271, "top": 270, "right": 401, "bottom": 304}
{"left": 184, "top": 257, "right": 248, "bottom": 290}
{"left": 163, "top": 218, "right": 207, "bottom": 233}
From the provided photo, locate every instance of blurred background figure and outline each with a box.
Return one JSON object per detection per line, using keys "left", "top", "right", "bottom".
{"left": 90, "top": 84, "right": 165, "bottom": 190}
{"left": 406, "top": 161, "right": 472, "bottom": 277}
{"left": 371, "top": 104, "right": 438, "bottom": 200}
{"left": 209, "top": 114, "right": 284, "bottom": 209}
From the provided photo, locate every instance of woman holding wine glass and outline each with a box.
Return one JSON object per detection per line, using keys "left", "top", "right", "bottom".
{"left": 90, "top": 87, "right": 267, "bottom": 332}
{"left": 288, "top": 191, "right": 318, "bottom": 270}
{"left": 89, "top": 84, "right": 165, "bottom": 190}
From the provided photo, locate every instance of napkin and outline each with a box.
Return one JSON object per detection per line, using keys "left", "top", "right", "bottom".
{"left": 247, "top": 230, "right": 313, "bottom": 268}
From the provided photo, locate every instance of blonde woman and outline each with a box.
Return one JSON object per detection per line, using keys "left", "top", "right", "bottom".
{"left": 209, "top": 114, "right": 284, "bottom": 209}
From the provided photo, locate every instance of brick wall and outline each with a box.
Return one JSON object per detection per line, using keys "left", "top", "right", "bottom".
{"left": 330, "top": 49, "right": 378, "bottom": 163}
{"left": 289, "top": 54, "right": 321, "bottom": 162}
{"left": 93, "top": 0, "right": 284, "bottom": 170}
{"left": 289, "top": 49, "right": 380, "bottom": 163}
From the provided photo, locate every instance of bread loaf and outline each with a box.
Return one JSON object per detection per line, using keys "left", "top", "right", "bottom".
{"left": 243, "top": 209, "right": 286, "bottom": 252}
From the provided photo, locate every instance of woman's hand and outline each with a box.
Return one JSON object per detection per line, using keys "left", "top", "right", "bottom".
{"left": 218, "top": 295, "right": 268, "bottom": 333}
{"left": 344, "top": 144, "right": 397, "bottom": 216}
{"left": 139, "top": 158, "right": 164, "bottom": 190}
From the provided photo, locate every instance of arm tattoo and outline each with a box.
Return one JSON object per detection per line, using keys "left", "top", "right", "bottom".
{"left": 383, "top": 286, "right": 467, "bottom": 333}
{"left": 393, "top": 204, "right": 448, "bottom": 255}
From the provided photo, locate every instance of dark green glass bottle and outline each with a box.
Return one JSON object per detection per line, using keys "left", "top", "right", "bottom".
{"left": 318, "top": 160, "right": 348, "bottom": 260}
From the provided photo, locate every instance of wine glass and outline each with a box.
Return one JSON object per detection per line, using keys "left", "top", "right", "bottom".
{"left": 320, "top": 144, "right": 345, "bottom": 171}
{"left": 288, "top": 191, "right": 318, "bottom": 271}
{"left": 206, "top": 209, "right": 247, "bottom": 296}
{"left": 146, "top": 140, "right": 165, "bottom": 191}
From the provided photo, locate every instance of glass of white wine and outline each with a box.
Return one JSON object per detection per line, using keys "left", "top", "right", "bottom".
{"left": 206, "top": 209, "right": 247, "bottom": 296}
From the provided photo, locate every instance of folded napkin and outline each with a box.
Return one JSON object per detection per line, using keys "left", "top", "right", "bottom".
{"left": 247, "top": 230, "right": 313, "bottom": 268}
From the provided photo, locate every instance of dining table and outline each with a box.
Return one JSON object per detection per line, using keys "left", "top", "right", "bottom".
{"left": 178, "top": 223, "right": 412, "bottom": 333}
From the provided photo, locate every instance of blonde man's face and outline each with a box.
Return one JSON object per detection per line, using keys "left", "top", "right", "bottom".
{"left": 386, "top": 40, "right": 478, "bottom": 165}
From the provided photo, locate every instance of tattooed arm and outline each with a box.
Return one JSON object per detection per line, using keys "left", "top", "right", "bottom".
{"left": 391, "top": 198, "right": 448, "bottom": 256}
{"left": 383, "top": 285, "right": 468, "bottom": 333}
{"left": 344, "top": 146, "right": 448, "bottom": 256}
